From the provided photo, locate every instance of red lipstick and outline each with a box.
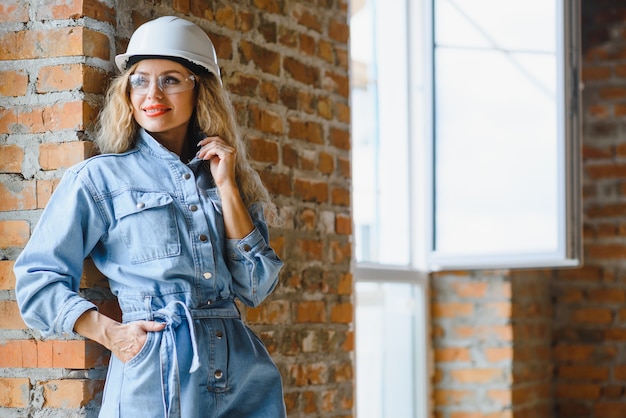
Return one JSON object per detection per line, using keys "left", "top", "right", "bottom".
{"left": 142, "top": 105, "right": 171, "bottom": 117}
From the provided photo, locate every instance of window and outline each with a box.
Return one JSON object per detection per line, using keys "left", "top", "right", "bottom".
{"left": 350, "top": 0, "right": 581, "bottom": 416}
{"left": 430, "top": 0, "right": 581, "bottom": 270}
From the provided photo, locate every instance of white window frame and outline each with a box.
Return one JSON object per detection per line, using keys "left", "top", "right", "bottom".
{"left": 424, "top": 0, "right": 582, "bottom": 271}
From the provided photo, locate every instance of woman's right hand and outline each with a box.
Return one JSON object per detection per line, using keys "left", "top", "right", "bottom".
{"left": 105, "top": 320, "right": 166, "bottom": 363}
{"left": 74, "top": 309, "right": 166, "bottom": 363}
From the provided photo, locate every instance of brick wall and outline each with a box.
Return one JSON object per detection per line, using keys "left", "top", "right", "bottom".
{"left": 431, "top": 270, "right": 553, "bottom": 418}
{"left": 552, "top": 0, "right": 626, "bottom": 416}
{"left": 0, "top": 0, "right": 352, "bottom": 417}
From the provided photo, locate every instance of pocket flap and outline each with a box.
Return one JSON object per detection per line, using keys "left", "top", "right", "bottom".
{"left": 113, "top": 190, "right": 174, "bottom": 220}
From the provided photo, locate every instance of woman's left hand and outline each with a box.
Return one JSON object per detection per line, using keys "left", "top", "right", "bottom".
{"left": 196, "top": 136, "right": 237, "bottom": 188}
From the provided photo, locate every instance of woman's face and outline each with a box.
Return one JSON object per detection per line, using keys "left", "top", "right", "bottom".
{"left": 129, "top": 59, "right": 197, "bottom": 153}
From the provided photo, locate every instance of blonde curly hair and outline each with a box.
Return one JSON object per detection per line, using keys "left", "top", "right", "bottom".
{"left": 95, "top": 65, "right": 277, "bottom": 223}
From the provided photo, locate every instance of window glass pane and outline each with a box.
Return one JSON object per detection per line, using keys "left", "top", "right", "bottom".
{"left": 433, "top": 0, "right": 561, "bottom": 257}
{"left": 356, "top": 281, "right": 423, "bottom": 418}
{"left": 351, "top": 0, "right": 410, "bottom": 265}
{"left": 435, "top": 0, "right": 556, "bottom": 51}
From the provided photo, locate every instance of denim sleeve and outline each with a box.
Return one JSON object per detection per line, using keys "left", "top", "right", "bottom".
{"left": 14, "top": 169, "right": 106, "bottom": 337}
{"left": 225, "top": 203, "right": 283, "bottom": 307}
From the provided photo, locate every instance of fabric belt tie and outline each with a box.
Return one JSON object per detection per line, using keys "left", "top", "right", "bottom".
{"left": 122, "top": 299, "right": 241, "bottom": 418}
{"left": 152, "top": 300, "right": 201, "bottom": 374}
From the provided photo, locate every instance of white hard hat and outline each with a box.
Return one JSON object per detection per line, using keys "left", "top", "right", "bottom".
{"left": 115, "top": 16, "right": 221, "bottom": 80}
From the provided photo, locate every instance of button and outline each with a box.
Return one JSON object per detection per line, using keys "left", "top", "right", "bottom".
{"left": 203, "top": 272, "right": 213, "bottom": 280}
{"left": 199, "top": 234, "right": 208, "bottom": 242}
{"left": 242, "top": 244, "right": 251, "bottom": 252}
{"left": 189, "top": 204, "right": 198, "bottom": 212}
{"left": 207, "top": 300, "right": 212, "bottom": 305}
{"left": 183, "top": 173, "right": 191, "bottom": 180}
{"left": 216, "top": 331, "right": 223, "bottom": 339}
{"left": 214, "top": 370, "right": 223, "bottom": 379}
{"left": 136, "top": 202, "right": 145, "bottom": 209}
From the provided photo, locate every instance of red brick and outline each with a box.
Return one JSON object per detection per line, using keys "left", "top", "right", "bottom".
{"left": 249, "top": 137, "right": 279, "bottom": 163}
{"left": 583, "top": 66, "right": 611, "bottom": 81}
{"left": 298, "top": 239, "right": 324, "bottom": 261}
{"left": 253, "top": 0, "right": 281, "bottom": 14}
{"left": 292, "top": 5, "right": 321, "bottom": 32}
{"left": 451, "top": 281, "right": 489, "bottom": 298}
{"left": 450, "top": 368, "right": 507, "bottom": 384}
{"left": 331, "top": 362, "right": 353, "bottom": 383}
{"left": 317, "top": 151, "right": 334, "bottom": 174}
{"left": 317, "top": 96, "right": 333, "bottom": 120}
{"left": 0, "top": 108, "right": 18, "bottom": 135}
{"left": 14, "top": 101, "right": 98, "bottom": 134}
{"left": 593, "top": 402, "right": 626, "bottom": 418}
{"left": 331, "top": 187, "right": 350, "bottom": 206}
{"left": 249, "top": 105, "right": 284, "bottom": 135}
{"left": 296, "top": 301, "right": 326, "bottom": 323}
{"left": 42, "top": 379, "right": 104, "bottom": 408}
{"left": 585, "top": 243, "right": 626, "bottom": 259}
{"left": 0, "top": 144, "right": 24, "bottom": 173}
{"left": 227, "top": 72, "right": 259, "bottom": 97}
{"left": 324, "top": 71, "right": 349, "bottom": 98}
{"left": 0, "top": 301, "right": 27, "bottom": 329}
{"left": 435, "top": 389, "right": 474, "bottom": 406}
{"left": 330, "top": 302, "right": 352, "bottom": 324}
{"left": 288, "top": 118, "right": 323, "bottom": 144}
{"left": 0, "top": 377, "right": 30, "bottom": 408}
{"left": 36, "top": 178, "right": 61, "bottom": 208}
{"left": 245, "top": 300, "right": 290, "bottom": 324}
{"left": 553, "top": 345, "right": 594, "bottom": 362}
{"left": 485, "top": 347, "right": 513, "bottom": 363}
{"left": 0, "top": 339, "right": 108, "bottom": 369}
{"left": 334, "top": 101, "right": 350, "bottom": 123}
{"left": 558, "top": 365, "right": 609, "bottom": 381}
{"left": 318, "top": 39, "right": 334, "bottom": 64}
{"left": 337, "top": 156, "right": 350, "bottom": 178}
{"left": 454, "top": 325, "right": 513, "bottom": 341}
{"left": 328, "top": 19, "right": 349, "bottom": 43}
{"left": 337, "top": 273, "right": 352, "bottom": 295}
{"left": 0, "top": 0, "right": 29, "bottom": 23}
{"left": 586, "top": 163, "right": 626, "bottom": 179}
{"left": 0, "top": 180, "right": 36, "bottom": 211}
{"left": 214, "top": 5, "right": 236, "bottom": 30}
{"left": 39, "top": 141, "right": 96, "bottom": 170}
{"left": 433, "top": 302, "right": 474, "bottom": 318}
{"left": 0, "top": 28, "right": 109, "bottom": 60}
{"left": 556, "top": 383, "right": 601, "bottom": 400}
{"left": 295, "top": 179, "right": 327, "bottom": 203}
{"left": 0, "top": 260, "right": 15, "bottom": 290}
{"left": 0, "top": 70, "right": 28, "bottom": 97}
{"left": 329, "top": 127, "right": 350, "bottom": 150}
{"left": 259, "top": 170, "right": 291, "bottom": 197}
{"left": 0, "top": 220, "right": 29, "bottom": 248}
{"left": 335, "top": 213, "right": 351, "bottom": 235}
{"left": 435, "top": 347, "right": 472, "bottom": 363}
{"left": 299, "top": 33, "right": 316, "bottom": 56}
{"left": 36, "top": 0, "right": 115, "bottom": 25}
{"left": 259, "top": 81, "right": 279, "bottom": 103}
{"left": 599, "top": 86, "right": 626, "bottom": 100}
{"left": 37, "top": 64, "right": 109, "bottom": 94}
{"left": 239, "top": 40, "right": 280, "bottom": 75}
{"left": 283, "top": 57, "right": 320, "bottom": 86}
{"left": 237, "top": 10, "right": 255, "bottom": 33}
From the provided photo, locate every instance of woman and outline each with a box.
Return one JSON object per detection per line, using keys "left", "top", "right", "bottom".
{"left": 14, "top": 16, "right": 286, "bottom": 418}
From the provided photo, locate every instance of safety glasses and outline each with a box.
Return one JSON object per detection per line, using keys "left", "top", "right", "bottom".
{"left": 129, "top": 73, "right": 196, "bottom": 95}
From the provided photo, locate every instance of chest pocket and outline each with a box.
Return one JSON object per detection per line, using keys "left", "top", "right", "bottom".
{"left": 112, "top": 190, "right": 181, "bottom": 263}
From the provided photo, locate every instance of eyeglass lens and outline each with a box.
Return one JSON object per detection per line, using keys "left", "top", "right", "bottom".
{"left": 129, "top": 74, "right": 196, "bottom": 94}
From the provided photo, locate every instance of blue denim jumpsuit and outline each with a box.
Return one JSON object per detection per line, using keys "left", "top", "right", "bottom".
{"left": 14, "top": 129, "right": 286, "bottom": 417}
